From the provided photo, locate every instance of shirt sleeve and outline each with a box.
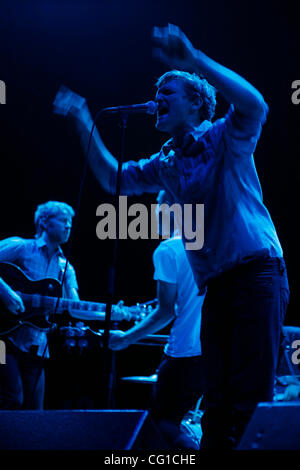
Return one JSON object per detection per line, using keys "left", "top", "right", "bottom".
{"left": 63, "top": 263, "right": 79, "bottom": 299}
{"left": 153, "top": 242, "right": 177, "bottom": 284}
{"left": 111, "top": 153, "right": 164, "bottom": 196}
{"left": 0, "top": 237, "right": 26, "bottom": 263}
{"left": 221, "top": 104, "right": 268, "bottom": 159}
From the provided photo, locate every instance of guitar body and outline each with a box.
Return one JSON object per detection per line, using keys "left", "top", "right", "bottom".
{"left": 0, "top": 262, "right": 62, "bottom": 336}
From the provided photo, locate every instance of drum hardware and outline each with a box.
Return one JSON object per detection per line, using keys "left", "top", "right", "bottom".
{"left": 121, "top": 374, "right": 158, "bottom": 384}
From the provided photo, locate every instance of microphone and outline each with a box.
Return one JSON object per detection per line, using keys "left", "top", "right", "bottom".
{"left": 101, "top": 100, "right": 157, "bottom": 115}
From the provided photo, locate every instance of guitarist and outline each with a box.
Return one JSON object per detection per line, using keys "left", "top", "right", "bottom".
{"left": 0, "top": 200, "right": 98, "bottom": 410}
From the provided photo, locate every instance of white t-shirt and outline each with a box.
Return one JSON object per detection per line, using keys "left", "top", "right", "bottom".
{"left": 153, "top": 236, "right": 204, "bottom": 358}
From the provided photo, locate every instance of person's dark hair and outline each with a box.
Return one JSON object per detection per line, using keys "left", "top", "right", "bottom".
{"left": 156, "top": 70, "right": 217, "bottom": 122}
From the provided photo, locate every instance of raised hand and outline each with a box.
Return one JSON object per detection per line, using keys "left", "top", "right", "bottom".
{"left": 53, "top": 85, "right": 89, "bottom": 123}
{"left": 152, "top": 24, "right": 198, "bottom": 72}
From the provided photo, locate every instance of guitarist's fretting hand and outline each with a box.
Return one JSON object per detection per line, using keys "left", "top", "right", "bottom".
{"left": 112, "top": 300, "right": 136, "bottom": 322}
{"left": 0, "top": 279, "right": 25, "bottom": 315}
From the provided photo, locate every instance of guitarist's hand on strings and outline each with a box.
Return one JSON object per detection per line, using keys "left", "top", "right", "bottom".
{"left": 111, "top": 300, "right": 127, "bottom": 322}
{"left": 0, "top": 281, "right": 25, "bottom": 315}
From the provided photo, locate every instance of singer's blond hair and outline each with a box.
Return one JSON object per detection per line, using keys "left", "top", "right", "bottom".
{"left": 156, "top": 70, "right": 217, "bottom": 122}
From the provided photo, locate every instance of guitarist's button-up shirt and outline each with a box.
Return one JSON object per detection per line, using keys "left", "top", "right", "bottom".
{"left": 0, "top": 236, "right": 78, "bottom": 357}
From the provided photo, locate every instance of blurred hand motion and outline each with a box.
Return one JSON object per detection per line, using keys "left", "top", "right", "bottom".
{"left": 152, "top": 23, "right": 198, "bottom": 71}
{"left": 53, "top": 85, "right": 87, "bottom": 120}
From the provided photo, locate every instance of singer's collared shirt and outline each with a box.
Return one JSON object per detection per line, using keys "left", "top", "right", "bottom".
{"left": 0, "top": 236, "right": 78, "bottom": 356}
{"left": 111, "top": 104, "right": 283, "bottom": 294}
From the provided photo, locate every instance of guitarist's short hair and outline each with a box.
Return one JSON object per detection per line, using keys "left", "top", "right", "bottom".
{"left": 34, "top": 201, "right": 75, "bottom": 237}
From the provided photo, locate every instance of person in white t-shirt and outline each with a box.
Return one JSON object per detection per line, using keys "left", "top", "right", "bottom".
{"left": 109, "top": 190, "right": 205, "bottom": 449}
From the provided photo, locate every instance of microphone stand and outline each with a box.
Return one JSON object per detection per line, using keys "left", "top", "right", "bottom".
{"left": 101, "top": 111, "right": 128, "bottom": 408}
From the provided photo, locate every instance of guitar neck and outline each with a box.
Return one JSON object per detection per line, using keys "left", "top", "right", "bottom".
{"left": 19, "top": 293, "right": 143, "bottom": 322}
{"left": 58, "top": 298, "right": 106, "bottom": 315}
{"left": 20, "top": 293, "right": 106, "bottom": 315}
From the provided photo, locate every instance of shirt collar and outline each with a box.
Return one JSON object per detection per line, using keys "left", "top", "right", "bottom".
{"left": 35, "top": 237, "right": 63, "bottom": 256}
{"left": 162, "top": 120, "right": 212, "bottom": 157}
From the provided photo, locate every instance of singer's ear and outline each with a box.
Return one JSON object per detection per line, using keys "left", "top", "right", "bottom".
{"left": 193, "top": 93, "right": 203, "bottom": 109}
{"left": 189, "top": 93, "right": 203, "bottom": 120}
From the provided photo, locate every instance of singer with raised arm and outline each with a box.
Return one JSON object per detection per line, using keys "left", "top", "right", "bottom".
{"left": 53, "top": 24, "right": 289, "bottom": 449}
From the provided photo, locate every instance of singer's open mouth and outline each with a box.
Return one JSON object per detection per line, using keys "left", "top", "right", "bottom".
{"left": 158, "top": 104, "right": 169, "bottom": 117}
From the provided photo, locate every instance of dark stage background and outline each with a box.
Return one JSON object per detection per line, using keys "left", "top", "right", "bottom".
{"left": 0, "top": 0, "right": 299, "bottom": 409}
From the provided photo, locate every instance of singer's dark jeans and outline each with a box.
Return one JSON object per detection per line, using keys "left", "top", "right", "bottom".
{"left": 199, "top": 256, "right": 289, "bottom": 449}
{"left": 0, "top": 340, "right": 45, "bottom": 410}
{"left": 150, "top": 354, "right": 204, "bottom": 449}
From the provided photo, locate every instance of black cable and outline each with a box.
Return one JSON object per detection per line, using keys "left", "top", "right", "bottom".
{"left": 101, "top": 113, "right": 127, "bottom": 407}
